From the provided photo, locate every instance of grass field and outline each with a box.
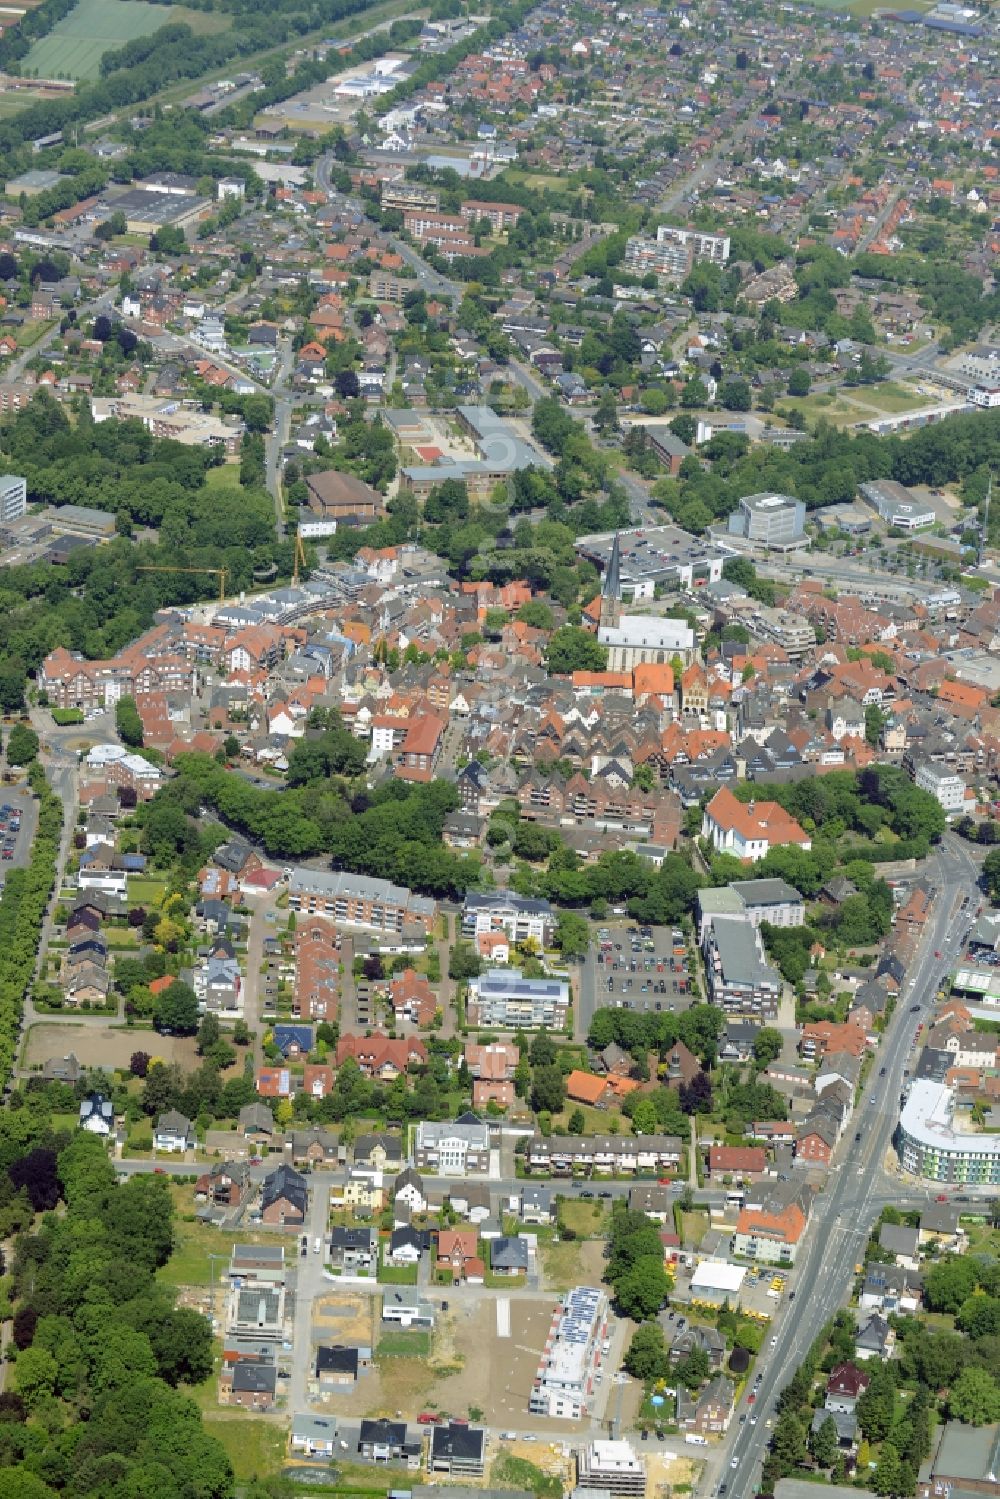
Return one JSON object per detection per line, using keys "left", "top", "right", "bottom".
{"left": 203, "top": 1416, "right": 287, "bottom": 1482}
{"left": 204, "top": 462, "right": 243, "bottom": 491}
{"left": 25, "top": 0, "right": 185, "bottom": 81}
{"left": 157, "top": 1213, "right": 288, "bottom": 1289}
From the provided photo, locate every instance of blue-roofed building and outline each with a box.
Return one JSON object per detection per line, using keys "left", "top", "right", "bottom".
{"left": 273, "top": 1024, "right": 314, "bottom": 1059}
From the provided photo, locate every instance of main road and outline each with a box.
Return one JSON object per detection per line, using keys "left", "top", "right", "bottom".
{"left": 708, "top": 832, "right": 980, "bottom": 1499}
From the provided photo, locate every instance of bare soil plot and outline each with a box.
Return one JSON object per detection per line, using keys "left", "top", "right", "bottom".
{"left": 22, "top": 1020, "right": 202, "bottom": 1072}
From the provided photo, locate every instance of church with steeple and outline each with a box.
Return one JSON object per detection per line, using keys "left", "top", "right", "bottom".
{"left": 596, "top": 532, "right": 697, "bottom": 671}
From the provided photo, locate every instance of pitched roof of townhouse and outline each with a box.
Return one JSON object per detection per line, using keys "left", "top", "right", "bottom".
{"left": 735, "top": 1203, "right": 807, "bottom": 1243}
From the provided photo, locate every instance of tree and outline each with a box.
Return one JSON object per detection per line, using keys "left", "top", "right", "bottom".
{"left": 680, "top": 377, "right": 708, "bottom": 409}
{"left": 770, "top": 1410, "right": 807, "bottom": 1469}
{"left": 130, "top": 1051, "right": 151, "bottom": 1077}
{"left": 949, "top": 1366, "right": 1000, "bottom": 1425}
{"left": 614, "top": 1255, "right": 671, "bottom": 1320}
{"left": 153, "top": 981, "right": 199, "bottom": 1036}
{"left": 14, "top": 1345, "right": 57, "bottom": 1409}
{"left": 448, "top": 943, "right": 481, "bottom": 981}
{"left": 531, "top": 1065, "right": 566, "bottom": 1115}
{"left": 115, "top": 696, "right": 144, "bottom": 748}
{"left": 787, "top": 369, "right": 811, "bottom": 397}
{"left": 197, "top": 1012, "right": 221, "bottom": 1057}
{"left": 6, "top": 723, "right": 38, "bottom": 765}
{"left": 873, "top": 1442, "right": 902, "bottom": 1497}
{"left": 809, "top": 1414, "right": 838, "bottom": 1469}
{"left": 624, "top": 1322, "right": 669, "bottom": 1381}
{"left": 9, "top": 1148, "right": 60, "bottom": 1212}
{"left": 555, "top": 909, "right": 589, "bottom": 959}
{"left": 567, "top": 1108, "right": 586, "bottom": 1135}
{"left": 857, "top": 1363, "right": 896, "bottom": 1442}
{"left": 924, "top": 1254, "right": 980, "bottom": 1314}
{"left": 546, "top": 626, "right": 608, "bottom": 675}
{"left": 594, "top": 388, "right": 619, "bottom": 433}
{"left": 752, "top": 1027, "right": 783, "bottom": 1068}
{"left": 718, "top": 376, "right": 752, "bottom": 411}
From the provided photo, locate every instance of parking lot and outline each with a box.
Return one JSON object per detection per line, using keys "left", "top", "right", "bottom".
{"left": 595, "top": 923, "right": 698, "bottom": 1016}
{"left": 0, "top": 788, "right": 35, "bottom": 890}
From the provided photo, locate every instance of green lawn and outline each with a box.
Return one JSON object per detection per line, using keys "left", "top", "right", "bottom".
{"left": 558, "top": 1199, "right": 608, "bottom": 1238}
{"left": 25, "top": 0, "right": 178, "bottom": 80}
{"left": 128, "top": 876, "right": 168, "bottom": 905}
{"left": 204, "top": 1416, "right": 286, "bottom": 1483}
{"left": 842, "top": 382, "right": 928, "bottom": 413}
{"left": 157, "top": 1215, "right": 287, "bottom": 1289}
{"left": 204, "top": 463, "right": 243, "bottom": 491}
{"left": 376, "top": 1328, "right": 431, "bottom": 1358}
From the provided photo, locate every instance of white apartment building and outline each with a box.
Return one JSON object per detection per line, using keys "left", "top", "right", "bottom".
{"left": 529, "top": 1286, "right": 609, "bottom": 1419}
{"left": 913, "top": 761, "right": 967, "bottom": 815}
{"left": 0, "top": 474, "right": 27, "bottom": 524}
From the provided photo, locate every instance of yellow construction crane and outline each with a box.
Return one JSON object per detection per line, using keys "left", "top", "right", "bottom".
{"left": 137, "top": 565, "right": 228, "bottom": 602}
{"left": 292, "top": 530, "right": 308, "bottom": 587}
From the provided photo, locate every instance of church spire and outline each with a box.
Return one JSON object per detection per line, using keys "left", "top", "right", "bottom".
{"left": 600, "top": 532, "right": 622, "bottom": 631}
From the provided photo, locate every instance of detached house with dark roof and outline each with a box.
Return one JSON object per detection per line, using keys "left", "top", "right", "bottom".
{"left": 260, "top": 1164, "right": 308, "bottom": 1227}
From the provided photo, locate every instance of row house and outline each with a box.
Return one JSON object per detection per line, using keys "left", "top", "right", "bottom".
{"left": 525, "top": 1133, "right": 682, "bottom": 1177}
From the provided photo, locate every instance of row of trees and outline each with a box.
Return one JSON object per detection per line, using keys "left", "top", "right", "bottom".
{"left": 0, "top": 763, "right": 62, "bottom": 1090}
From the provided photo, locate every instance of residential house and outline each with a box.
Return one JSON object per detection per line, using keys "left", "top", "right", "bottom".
{"left": 878, "top": 1222, "right": 919, "bottom": 1270}
{"left": 436, "top": 1229, "right": 484, "bottom": 1283}
{"left": 490, "top": 1236, "right": 529, "bottom": 1277}
{"left": 855, "top": 1313, "right": 894, "bottom": 1361}
{"left": 825, "top": 1362, "right": 870, "bottom": 1412}
{"left": 677, "top": 1373, "right": 735, "bottom": 1435}
{"left": 154, "top": 1109, "right": 194, "bottom": 1153}
{"left": 429, "top": 1423, "right": 486, "bottom": 1478}
{"left": 328, "top": 1227, "right": 377, "bottom": 1271}
{"left": 260, "top": 1164, "right": 308, "bottom": 1227}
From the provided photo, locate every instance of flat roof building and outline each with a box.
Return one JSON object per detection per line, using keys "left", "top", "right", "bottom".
{"left": 859, "top": 480, "right": 934, "bottom": 531}
{"left": 703, "top": 915, "right": 781, "bottom": 1022}
{"left": 577, "top": 1441, "right": 647, "bottom": 1498}
{"left": 897, "top": 1079, "right": 1000, "bottom": 1184}
{"left": 0, "top": 475, "right": 26, "bottom": 525}
{"left": 466, "top": 968, "right": 570, "bottom": 1030}
{"left": 575, "top": 524, "right": 727, "bottom": 595}
{"left": 728, "top": 492, "right": 805, "bottom": 548}
{"left": 529, "top": 1286, "right": 609, "bottom": 1420}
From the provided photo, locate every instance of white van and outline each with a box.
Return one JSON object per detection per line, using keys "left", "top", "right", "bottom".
{"left": 684, "top": 1434, "right": 708, "bottom": 1447}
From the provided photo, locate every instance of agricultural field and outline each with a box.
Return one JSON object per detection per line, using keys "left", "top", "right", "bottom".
{"left": 23, "top": 0, "right": 218, "bottom": 82}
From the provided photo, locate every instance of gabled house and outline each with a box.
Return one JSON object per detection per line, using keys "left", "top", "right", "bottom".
{"left": 154, "top": 1109, "right": 194, "bottom": 1153}
{"left": 260, "top": 1164, "right": 307, "bottom": 1227}
{"left": 79, "top": 1093, "right": 114, "bottom": 1135}
{"left": 328, "top": 1227, "right": 376, "bottom": 1271}
{"left": 855, "top": 1312, "right": 894, "bottom": 1361}
{"left": 825, "top": 1362, "right": 870, "bottom": 1412}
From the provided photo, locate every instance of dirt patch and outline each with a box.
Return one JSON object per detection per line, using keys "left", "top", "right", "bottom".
{"left": 21, "top": 1021, "right": 203, "bottom": 1073}
{"left": 314, "top": 1292, "right": 376, "bottom": 1346}
{"left": 310, "top": 1296, "right": 571, "bottom": 1430}
{"left": 647, "top": 1449, "right": 699, "bottom": 1492}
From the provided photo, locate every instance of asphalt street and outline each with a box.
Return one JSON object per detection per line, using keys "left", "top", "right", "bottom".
{"left": 707, "top": 833, "right": 981, "bottom": 1499}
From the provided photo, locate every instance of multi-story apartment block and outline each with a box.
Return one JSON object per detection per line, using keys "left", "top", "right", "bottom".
{"left": 525, "top": 1134, "right": 682, "bottom": 1176}
{"left": 466, "top": 968, "right": 569, "bottom": 1030}
{"left": 528, "top": 1286, "right": 609, "bottom": 1419}
{"left": 703, "top": 916, "right": 781, "bottom": 1022}
{"left": 462, "top": 890, "right": 555, "bottom": 946}
{"left": 414, "top": 1120, "right": 490, "bottom": 1176}
{"left": 287, "top": 869, "right": 436, "bottom": 934}
{"left": 0, "top": 474, "right": 27, "bottom": 523}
